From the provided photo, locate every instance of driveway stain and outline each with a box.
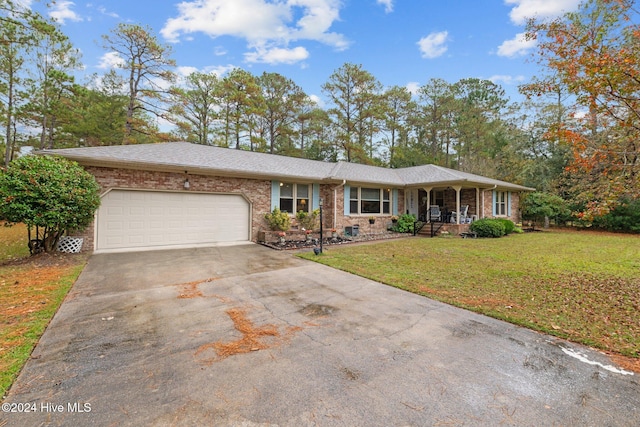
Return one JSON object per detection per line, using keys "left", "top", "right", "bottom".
{"left": 298, "top": 303, "right": 337, "bottom": 317}
{"left": 175, "top": 277, "right": 218, "bottom": 299}
{"left": 194, "top": 307, "right": 303, "bottom": 364}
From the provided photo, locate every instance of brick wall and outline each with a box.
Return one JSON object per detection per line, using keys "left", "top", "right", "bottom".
{"left": 78, "top": 166, "right": 272, "bottom": 251}
{"left": 324, "top": 186, "right": 406, "bottom": 235}
{"left": 482, "top": 190, "right": 521, "bottom": 223}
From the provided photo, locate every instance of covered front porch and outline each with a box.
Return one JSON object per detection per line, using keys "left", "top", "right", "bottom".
{"left": 406, "top": 186, "right": 490, "bottom": 225}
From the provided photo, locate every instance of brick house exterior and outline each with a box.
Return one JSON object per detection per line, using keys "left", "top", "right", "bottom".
{"left": 41, "top": 142, "right": 534, "bottom": 253}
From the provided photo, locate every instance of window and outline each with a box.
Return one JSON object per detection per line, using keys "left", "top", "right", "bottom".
{"left": 350, "top": 187, "right": 391, "bottom": 215}
{"left": 495, "top": 191, "right": 507, "bottom": 216}
{"left": 279, "top": 183, "right": 310, "bottom": 213}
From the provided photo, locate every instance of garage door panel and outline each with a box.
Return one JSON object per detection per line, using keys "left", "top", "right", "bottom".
{"left": 97, "top": 190, "right": 250, "bottom": 252}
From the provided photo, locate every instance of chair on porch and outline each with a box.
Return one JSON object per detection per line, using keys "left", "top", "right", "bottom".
{"left": 450, "top": 205, "right": 469, "bottom": 223}
{"left": 428, "top": 205, "right": 442, "bottom": 222}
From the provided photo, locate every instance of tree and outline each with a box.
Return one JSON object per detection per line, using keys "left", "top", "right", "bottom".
{"left": 170, "top": 71, "right": 220, "bottom": 145}
{"left": 27, "top": 26, "right": 81, "bottom": 149}
{"left": 322, "top": 63, "right": 383, "bottom": 163}
{"left": 0, "top": 1, "right": 56, "bottom": 165}
{"left": 1, "top": 18, "right": 26, "bottom": 166}
{"left": 102, "top": 23, "right": 176, "bottom": 144}
{"left": 258, "top": 72, "right": 306, "bottom": 154}
{"left": 218, "top": 68, "right": 263, "bottom": 150}
{"left": 381, "top": 85, "right": 414, "bottom": 166}
{"left": 507, "top": 85, "right": 573, "bottom": 192}
{"left": 526, "top": 0, "right": 640, "bottom": 215}
{"left": 60, "top": 72, "right": 128, "bottom": 146}
{"left": 413, "top": 78, "right": 457, "bottom": 166}
{"left": 0, "top": 155, "right": 101, "bottom": 253}
{"left": 521, "top": 192, "right": 570, "bottom": 230}
{"left": 450, "top": 78, "right": 509, "bottom": 175}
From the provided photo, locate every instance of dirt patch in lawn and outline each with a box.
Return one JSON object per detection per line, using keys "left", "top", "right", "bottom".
{"left": 1, "top": 251, "right": 88, "bottom": 397}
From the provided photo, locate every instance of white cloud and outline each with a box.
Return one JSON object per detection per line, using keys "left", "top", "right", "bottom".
{"left": 203, "top": 64, "right": 237, "bottom": 77}
{"left": 497, "top": 32, "right": 537, "bottom": 57}
{"left": 213, "top": 46, "right": 227, "bottom": 56}
{"left": 177, "top": 64, "right": 237, "bottom": 79}
{"left": 505, "top": 0, "right": 581, "bottom": 25}
{"left": 308, "top": 94, "right": 324, "bottom": 108}
{"left": 98, "top": 6, "right": 120, "bottom": 19}
{"left": 489, "top": 74, "right": 527, "bottom": 85}
{"left": 245, "top": 45, "right": 309, "bottom": 64}
{"left": 417, "top": 31, "right": 449, "bottom": 59}
{"left": 160, "top": 0, "right": 348, "bottom": 65}
{"left": 406, "top": 82, "right": 420, "bottom": 95}
{"left": 97, "top": 51, "right": 125, "bottom": 69}
{"left": 377, "top": 0, "right": 393, "bottom": 13}
{"left": 49, "top": 1, "right": 83, "bottom": 24}
{"left": 177, "top": 66, "right": 200, "bottom": 77}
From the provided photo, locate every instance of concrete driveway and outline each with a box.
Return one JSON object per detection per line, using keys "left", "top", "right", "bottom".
{"left": 2, "top": 244, "right": 638, "bottom": 426}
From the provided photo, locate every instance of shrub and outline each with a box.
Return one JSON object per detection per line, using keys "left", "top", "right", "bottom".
{"left": 592, "top": 199, "right": 640, "bottom": 233}
{"left": 0, "top": 155, "right": 101, "bottom": 253}
{"left": 296, "top": 209, "right": 319, "bottom": 230}
{"left": 521, "top": 192, "right": 570, "bottom": 229}
{"left": 469, "top": 218, "right": 506, "bottom": 238}
{"left": 264, "top": 207, "right": 290, "bottom": 231}
{"left": 496, "top": 218, "right": 515, "bottom": 234}
{"left": 391, "top": 213, "right": 416, "bottom": 233}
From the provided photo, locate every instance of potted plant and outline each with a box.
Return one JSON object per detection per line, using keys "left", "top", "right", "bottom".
{"left": 391, "top": 215, "right": 398, "bottom": 223}
{"left": 368, "top": 216, "right": 376, "bottom": 225}
{"left": 304, "top": 229, "right": 312, "bottom": 241}
{"left": 330, "top": 228, "right": 338, "bottom": 238}
{"left": 277, "top": 231, "right": 286, "bottom": 244}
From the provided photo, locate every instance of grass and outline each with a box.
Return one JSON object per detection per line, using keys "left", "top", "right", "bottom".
{"left": 0, "top": 222, "right": 88, "bottom": 399}
{"left": 0, "top": 223, "right": 30, "bottom": 261}
{"left": 299, "top": 230, "right": 640, "bottom": 361}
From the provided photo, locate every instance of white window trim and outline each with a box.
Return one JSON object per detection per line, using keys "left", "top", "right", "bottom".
{"left": 494, "top": 191, "right": 508, "bottom": 217}
{"left": 349, "top": 187, "right": 391, "bottom": 216}
{"left": 279, "top": 182, "right": 311, "bottom": 214}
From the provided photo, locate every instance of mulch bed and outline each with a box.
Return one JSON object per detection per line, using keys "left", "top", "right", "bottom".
{"left": 260, "top": 232, "right": 409, "bottom": 250}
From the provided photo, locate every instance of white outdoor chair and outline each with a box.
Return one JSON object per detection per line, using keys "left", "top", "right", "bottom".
{"left": 450, "top": 205, "right": 469, "bottom": 223}
{"left": 429, "top": 205, "right": 442, "bottom": 222}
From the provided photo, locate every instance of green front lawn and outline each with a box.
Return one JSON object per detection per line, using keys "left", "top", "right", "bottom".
{"left": 299, "top": 230, "right": 640, "bottom": 359}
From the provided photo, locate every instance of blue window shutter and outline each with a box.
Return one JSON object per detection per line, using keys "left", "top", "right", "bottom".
{"left": 344, "top": 184, "right": 351, "bottom": 215}
{"left": 271, "top": 181, "right": 280, "bottom": 211}
{"left": 392, "top": 189, "right": 399, "bottom": 216}
{"left": 312, "top": 183, "right": 320, "bottom": 210}
{"left": 507, "top": 192, "right": 512, "bottom": 217}
{"left": 492, "top": 190, "right": 497, "bottom": 216}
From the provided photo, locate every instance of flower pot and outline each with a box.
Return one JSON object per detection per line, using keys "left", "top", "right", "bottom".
{"left": 369, "top": 219, "right": 375, "bottom": 225}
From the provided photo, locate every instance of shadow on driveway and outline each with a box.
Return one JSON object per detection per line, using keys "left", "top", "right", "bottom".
{"left": 2, "top": 244, "right": 638, "bottom": 426}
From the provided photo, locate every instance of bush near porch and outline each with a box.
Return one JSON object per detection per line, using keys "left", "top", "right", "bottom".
{"left": 299, "top": 230, "right": 640, "bottom": 371}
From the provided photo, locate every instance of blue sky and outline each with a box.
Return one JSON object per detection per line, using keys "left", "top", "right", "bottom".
{"left": 32, "top": 0, "right": 582, "bottom": 105}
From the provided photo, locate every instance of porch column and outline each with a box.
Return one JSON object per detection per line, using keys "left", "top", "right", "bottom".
{"left": 452, "top": 185, "right": 462, "bottom": 224}
{"left": 423, "top": 187, "right": 433, "bottom": 220}
{"left": 476, "top": 187, "right": 480, "bottom": 220}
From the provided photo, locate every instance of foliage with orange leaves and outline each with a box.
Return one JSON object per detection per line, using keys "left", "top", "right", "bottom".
{"left": 526, "top": 0, "right": 640, "bottom": 217}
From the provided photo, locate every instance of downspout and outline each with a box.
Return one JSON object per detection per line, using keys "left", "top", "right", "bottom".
{"left": 333, "top": 180, "right": 346, "bottom": 229}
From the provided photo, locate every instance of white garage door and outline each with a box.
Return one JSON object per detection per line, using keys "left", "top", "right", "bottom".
{"left": 96, "top": 190, "right": 250, "bottom": 252}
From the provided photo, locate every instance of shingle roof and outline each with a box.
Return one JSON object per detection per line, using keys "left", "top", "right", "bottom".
{"left": 40, "top": 142, "right": 534, "bottom": 191}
